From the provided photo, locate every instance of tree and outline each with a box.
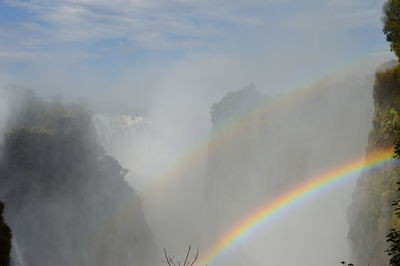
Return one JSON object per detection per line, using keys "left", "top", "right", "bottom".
{"left": 383, "top": 0, "right": 400, "bottom": 59}
{"left": 386, "top": 116, "right": 400, "bottom": 265}
{"left": 162, "top": 246, "right": 200, "bottom": 266}
{"left": 387, "top": 228, "right": 400, "bottom": 265}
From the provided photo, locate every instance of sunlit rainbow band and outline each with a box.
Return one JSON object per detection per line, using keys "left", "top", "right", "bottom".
{"left": 196, "top": 148, "right": 396, "bottom": 265}
{"left": 152, "top": 52, "right": 391, "bottom": 192}
{"left": 72, "top": 52, "right": 391, "bottom": 265}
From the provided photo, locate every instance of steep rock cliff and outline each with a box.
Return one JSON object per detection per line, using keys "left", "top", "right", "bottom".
{"left": 348, "top": 61, "right": 400, "bottom": 265}
{"left": 203, "top": 66, "right": 376, "bottom": 265}
{"left": 0, "top": 90, "right": 158, "bottom": 266}
{"left": 0, "top": 201, "right": 11, "bottom": 266}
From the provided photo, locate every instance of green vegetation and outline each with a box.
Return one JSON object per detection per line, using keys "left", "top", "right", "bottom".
{"left": 383, "top": 0, "right": 400, "bottom": 60}
{"left": 387, "top": 228, "right": 400, "bottom": 265}
{"left": 0, "top": 90, "right": 157, "bottom": 266}
{"left": 0, "top": 201, "right": 11, "bottom": 266}
{"left": 347, "top": 64, "right": 400, "bottom": 265}
{"left": 386, "top": 136, "right": 400, "bottom": 265}
{"left": 347, "top": 2, "right": 400, "bottom": 264}
{"left": 380, "top": 3, "right": 400, "bottom": 261}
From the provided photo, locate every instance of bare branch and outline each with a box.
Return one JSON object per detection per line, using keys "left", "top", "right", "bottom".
{"left": 164, "top": 248, "right": 172, "bottom": 266}
{"left": 162, "top": 246, "right": 202, "bottom": 266}
{"left": 190, "top": 249, "right": 199, "bottom": 266}
{"left": 183, "top": 245, "right": 192, "bottom": 266}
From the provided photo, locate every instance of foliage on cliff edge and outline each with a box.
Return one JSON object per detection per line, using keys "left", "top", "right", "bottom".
{"left": 0, "top": 90, "right": 158, "bottom": 266}
{"left": 348, "top": 64, "right": 400, "bottom": 265}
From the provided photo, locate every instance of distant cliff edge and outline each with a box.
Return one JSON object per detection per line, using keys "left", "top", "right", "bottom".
{"left": 348, "top": 60, "right": 400, "bottom": 265}
{"left": 0, "top": 89, "right": 158, "bottom": 266}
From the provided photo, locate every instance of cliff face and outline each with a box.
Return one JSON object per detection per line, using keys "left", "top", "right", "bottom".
{"left": 206, "top": 75, "right": 374, "bottom": 217}
{"left": 203, "top": 68, "right": 375, "bottom": 265}
{"left": 0, "top": 91, "right": 158, "bottom": 266}
{"left": 348, "top": 62, "right": 400, "bottom": 265}
{"left": 0, "top": 201, "right": 11, "bottom": 266}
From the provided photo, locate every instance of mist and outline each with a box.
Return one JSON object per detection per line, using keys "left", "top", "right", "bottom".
{"left": 0, "top": 0, "right": 396, "bottom": 266}
{"left": 0, "top": 89, "right": 9, "bottom": 150}
{"left": 92, "top": 57, "right": 384, "bottom": 265}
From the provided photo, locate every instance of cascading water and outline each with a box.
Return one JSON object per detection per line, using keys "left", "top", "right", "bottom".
{"left": 91, "top": 113, "right": 156, "bottom": 192}
{"left": 0, "top": 94, "right": 159, "bottom": 266}
{"left": 92, "top": 114, "right": 151, "bottom": 154}
{"left": 11, "top": 238, "right": 25, "bottom": 266}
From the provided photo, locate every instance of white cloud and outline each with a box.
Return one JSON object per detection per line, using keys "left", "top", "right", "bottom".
{"left": 0, "top": 0, "right": 390, "bottom": 104}
{"left": 0, "top": 51, "right": 38, "bottom": 59}
{"left": 284, "top": 3, "right": 382, "bottom": 32}
{"left": 1, "top": 0, "right": 385, "bottom": 56}
{"left": 4, "top": 0, "right": 261, "bottom": 46}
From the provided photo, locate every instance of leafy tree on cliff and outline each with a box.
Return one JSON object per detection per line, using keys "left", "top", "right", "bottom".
{"left": 387, "top": 227, "right": 400, "bottom": 265}
{"left": 383, "top": 0, "right": 400, "bottom": 59}
{"left": 0, "top": 201, "right": 11, "bottom": 266}
{"left": 0, "top": 90, "right": 158, "bottom": 266}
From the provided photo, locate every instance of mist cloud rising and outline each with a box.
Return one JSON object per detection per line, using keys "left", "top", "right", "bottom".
{"left": 0, "top": 0, "right": 396, "bottom": 265}
{"left": 88, "top": 54, "right": 391, "bottom": 266}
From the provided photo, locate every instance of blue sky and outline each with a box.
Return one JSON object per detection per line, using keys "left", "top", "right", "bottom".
{"left": 0, "top": 0, "right": 392, "bottom": 104}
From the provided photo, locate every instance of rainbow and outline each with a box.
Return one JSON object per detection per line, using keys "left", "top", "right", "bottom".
{"left": 196, "top": 148, "right": 396, "bottom": 266}
{"left": 78, "top": 52, "right": 392, "bottom": 266}
{"left": 151, "top": 51, "right": 391, "bottom": 192}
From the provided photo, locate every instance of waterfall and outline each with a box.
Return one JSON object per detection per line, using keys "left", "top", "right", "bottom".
{"left": 11, "top": 238, "right": 25, "bottom": 266}
{"left": 92, "top": 114, "right": 150, "bottom": 152}
{"left": 92, "top": 113, "right": 156, "bottom": 191}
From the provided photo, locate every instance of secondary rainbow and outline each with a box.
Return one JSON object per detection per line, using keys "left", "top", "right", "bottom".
{"left": 196, "top": 148, "right": 396, "bottom": 266}
{"left": 151, "top": 52, "right": 390, "bottom": 192}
